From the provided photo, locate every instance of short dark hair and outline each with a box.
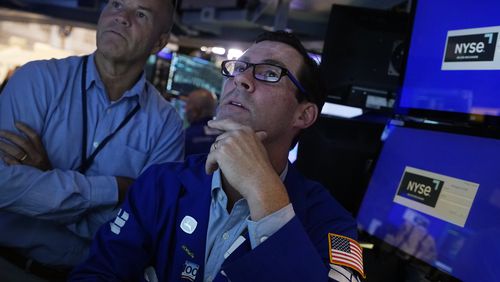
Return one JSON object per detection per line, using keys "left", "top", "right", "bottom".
{"left": 255, "top": 30, "right": 326, "bottom": 112}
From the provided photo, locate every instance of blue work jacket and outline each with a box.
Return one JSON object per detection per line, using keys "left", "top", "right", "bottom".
{"left": 71, "top": 155, "right": 358, "bottom": 281}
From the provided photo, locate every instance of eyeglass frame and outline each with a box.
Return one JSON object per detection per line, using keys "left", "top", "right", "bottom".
{"left": 220, "top": 60, "right": 309, "bottom": 100}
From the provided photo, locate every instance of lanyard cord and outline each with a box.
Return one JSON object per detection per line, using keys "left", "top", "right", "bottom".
{"left": 77, "top": 56, "right": 140, "bottom": 174}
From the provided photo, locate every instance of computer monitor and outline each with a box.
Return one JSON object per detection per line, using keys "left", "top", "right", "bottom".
{"left": 397, "top": 0, "right": 500, "bottom": 127}
{"left": 320, "top": 5, "right": 409, "bottom": 112}
{"left": 166, "top": 53, "right": 223, "bottom": 96}
{"left": 357, "top": 124, "right": 500, "bottom": 281}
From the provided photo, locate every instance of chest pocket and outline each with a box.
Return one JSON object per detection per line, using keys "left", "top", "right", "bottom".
{"left": 89, "top": 144, "right": 148, "bottom": 178}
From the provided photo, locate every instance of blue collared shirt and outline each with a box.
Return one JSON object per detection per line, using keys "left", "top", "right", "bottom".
{"left": 204, "top": 166, "right": 295, "bottom": 281}
{"left": 0, "top": 53, "right": 184, "bottom": 265}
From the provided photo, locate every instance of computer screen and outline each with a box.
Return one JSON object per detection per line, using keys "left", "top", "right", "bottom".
{"left": 398, "top": 0, "right": 500, "bottom": 121}
{"left": 166, "top": 53, "right": 223, "bottom": 96}
{"left": 357, "top": 125, "right": 500, "bottom": 281}
{"left": 320, "top": 5, "right": 408, "bottom": 111}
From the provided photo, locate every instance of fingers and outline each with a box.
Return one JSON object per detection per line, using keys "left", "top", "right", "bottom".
{"left": 0, "top": 122, "right": 44, "bottom": 166}
{"left": 0, "top": 139, "right": 25, "bottom": 161}
{"left": 0, "top": 128, "right": 35, "bottom": 157}
{"left": 15, "top": 122, "right": 44, "bottom": 153}
{"left": 0, "top": 139, "right": 21, "bottom": 156}
{"left": 3, "top": 155, "right": 21, "bottom": 165}
{"left": 204, "top": 119, "right": 268, "bottom": 175}
{"left": 1, "top": 122, "right": 52, "bottom": 170}
{"left": 208, "top": 119, "right": 248, "bottom": 132}
{"left": 211, "top": 140, "right": 219, "bottom": 151}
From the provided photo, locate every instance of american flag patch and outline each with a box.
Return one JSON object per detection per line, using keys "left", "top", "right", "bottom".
{"left": 328, "top": 233, "right": 365, "bottom": 278}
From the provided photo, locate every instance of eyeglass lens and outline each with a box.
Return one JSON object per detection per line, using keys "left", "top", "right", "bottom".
{"left": 224, "top": 61, "right": 282, "bottom": 82}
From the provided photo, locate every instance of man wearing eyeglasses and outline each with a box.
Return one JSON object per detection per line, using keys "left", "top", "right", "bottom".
{"left": 71, "top": 31, "right": 364, "bottom": 282}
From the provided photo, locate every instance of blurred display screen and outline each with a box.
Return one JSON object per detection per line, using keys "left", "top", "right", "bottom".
{"left": 167, "top": 53, "right": 223, "bottom": 96}
{"left": 357, "top": 125, "right": 500, "bottom": 281}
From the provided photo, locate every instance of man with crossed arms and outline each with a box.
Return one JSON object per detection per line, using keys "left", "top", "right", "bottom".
{"left": 0, "top": 0, "right": 182, "bottom": 280}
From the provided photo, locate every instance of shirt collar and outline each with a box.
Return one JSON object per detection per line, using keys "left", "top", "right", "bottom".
{"left": 85, "top": 53, "right": 148, "bottom": 107}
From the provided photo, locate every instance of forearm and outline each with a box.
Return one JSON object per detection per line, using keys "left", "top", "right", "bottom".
{"left": 0, "top": 163, "right": 117, "bottom": 223}
{"left": 66, "top": 177, "right": 133, "bottom": 240}
{"left": 116, "top": 176, "right": 134, "bottom": 203}
{"left": 245, "top": 177, "right": 290, "bottom": 221}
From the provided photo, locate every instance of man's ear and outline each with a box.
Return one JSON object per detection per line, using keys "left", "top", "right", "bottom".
{"left": 151, "top": 32, "right": 170, "bottom": 54}
{"left": 293, "top": 102, "right": 318, "bottom": 130}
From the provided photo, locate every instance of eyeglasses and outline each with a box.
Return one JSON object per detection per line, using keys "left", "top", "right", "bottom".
{"left": 221, "top": 60, "right": 308, "bottom": 98}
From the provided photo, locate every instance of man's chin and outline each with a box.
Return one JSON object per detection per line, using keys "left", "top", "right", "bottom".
{"left": 215, "top": 114, "right": 252, "bottom": 127}
{"left": 95, "top": 48, "right": 128, "bottom": 63}
{"left": 96, "top": 39, "right": 127, "bottom": 56}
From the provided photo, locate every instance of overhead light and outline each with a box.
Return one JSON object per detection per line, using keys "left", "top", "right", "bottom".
{"left": 211, "top": 47, "right": 226, "bottom": 55}
{"left": 227, "top": 48, "right": 243, "bottom": 60}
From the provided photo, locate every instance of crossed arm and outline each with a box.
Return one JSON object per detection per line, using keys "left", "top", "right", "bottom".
{"left": 0, "top": 65, "right": 184, "bottom": 238}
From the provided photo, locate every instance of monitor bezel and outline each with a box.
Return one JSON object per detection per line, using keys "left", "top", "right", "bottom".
{"left": 394, "top": 0, "right": 500, "bottom": 133}
{"left": 356, "top": 122, "right": 499, "bottom": 281}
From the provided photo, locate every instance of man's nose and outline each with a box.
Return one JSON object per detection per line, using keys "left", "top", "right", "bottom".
{"left": 114, "top": 10, "right": 131, "bottom": 27}
{"left": 233, "top": 67, "right": 255, "bottom": 92}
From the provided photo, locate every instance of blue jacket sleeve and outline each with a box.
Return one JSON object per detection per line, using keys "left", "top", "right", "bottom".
{"left": 69, "top": 166, "right": 162, "bottom": 281}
